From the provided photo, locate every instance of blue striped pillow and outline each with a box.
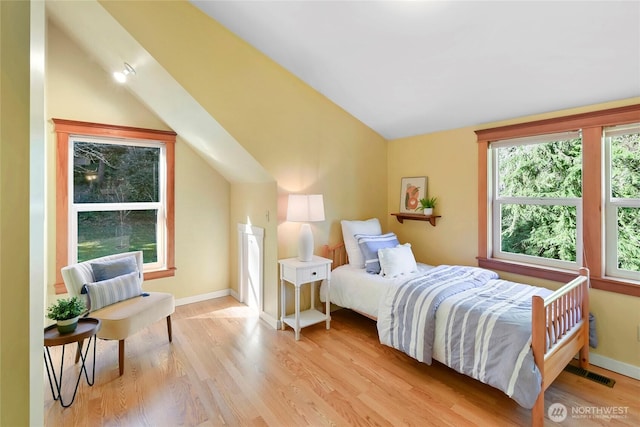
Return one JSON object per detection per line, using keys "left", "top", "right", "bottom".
{"left": 356, "top": 232, "right": 400, "bottom": 274}
{"left": 85, "top": 271, "right": 142, "bottom": 311}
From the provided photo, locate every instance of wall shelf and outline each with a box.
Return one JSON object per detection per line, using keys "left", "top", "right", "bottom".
{"left": 391, "top": 213, "right": 441, "bottom": 227}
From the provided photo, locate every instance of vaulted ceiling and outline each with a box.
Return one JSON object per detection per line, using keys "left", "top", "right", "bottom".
{"left": 46, "top": 0, "right": 640, "bottom": 186}
{"left": 192, "top": 1, "right": 640, "bottom": 139}
{"left": 47, "top": 0, "right": 273, "bottom": 184}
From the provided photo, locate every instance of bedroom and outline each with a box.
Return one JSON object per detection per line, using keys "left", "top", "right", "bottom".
{"left": 1, "top": 1, "right": 638, "bottom": 425}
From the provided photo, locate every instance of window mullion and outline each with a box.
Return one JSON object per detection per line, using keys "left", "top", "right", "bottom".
{"left": 496, "top": 197, "right": 580, "bottom": 206}
{"left": 609, "top": 198, "right": 640, "bottom": 207}
{"left": 73, "top": 202, "right": 161, "bottom": 212}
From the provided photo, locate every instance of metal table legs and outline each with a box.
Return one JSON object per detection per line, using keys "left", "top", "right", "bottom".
{"left": 44, "top": 334, "right": 97, "bottom": 408}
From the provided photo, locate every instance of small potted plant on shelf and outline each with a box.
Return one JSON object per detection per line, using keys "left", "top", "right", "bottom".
{"left": 47, "top": 296, "right": 86, "bottom": 334}
{"left": 416, "top": 197, "right": 437, "bottom": 216}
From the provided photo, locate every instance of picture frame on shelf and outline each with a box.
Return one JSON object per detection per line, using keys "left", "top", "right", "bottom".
{"left": 400, "top": 176, "right": 427, "bottom": 213}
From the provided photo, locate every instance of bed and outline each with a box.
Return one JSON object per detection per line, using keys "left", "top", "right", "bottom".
{"left": 320, "top": 238, "right": 589, "bottom": 427}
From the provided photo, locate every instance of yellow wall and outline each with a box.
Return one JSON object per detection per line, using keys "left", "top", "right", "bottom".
{"left": 0, "top": 1, "right": 31, "bottom": 424}
{"left": 388, "top": 126, "right": 479, "bottom": 266}
{"left": 388, "top": 98, "right": 640, "bottom": 368}
{"left": 101, "top": 0, "right": 388, "bottom": 320}
{"left": 46, "top": 20, "right": 231, "bottom": 300}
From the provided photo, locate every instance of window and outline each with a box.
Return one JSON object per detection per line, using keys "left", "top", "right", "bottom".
{"left": 71, "top": 137, "right": 165, "bottom": 269}
{"left": 54, "top": 119, "right": 176, "bottom": 294}
{"left": 604, "top": 124, "right": 640, "bottom": 281}
{"left": 476, "top": 104, "right": 640, "bottom": 297}
{"left": 491, "top": 132, "right": 582, "bottom": 270}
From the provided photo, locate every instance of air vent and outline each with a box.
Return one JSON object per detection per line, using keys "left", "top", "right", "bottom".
{"left": 564, "top": 364, "right": 616, "bottom": 388}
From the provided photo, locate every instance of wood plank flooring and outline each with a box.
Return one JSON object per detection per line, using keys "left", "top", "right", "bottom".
{"left": 44, "top": 296, "right": 639, "bottom": 426}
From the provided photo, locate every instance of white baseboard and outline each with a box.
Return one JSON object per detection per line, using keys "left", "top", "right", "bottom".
{"left": 260, "top": 311, "right": 279, "bottom": 329}
{"left": 175, "top": 289, "right": 231, "bottom": 306}
{"left": 590, "top": 353, "right": 640, "bottom": 380}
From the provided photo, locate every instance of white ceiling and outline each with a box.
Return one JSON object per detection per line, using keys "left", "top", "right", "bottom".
{"left": 192, "top": 1, "right": 640, "bottom": 139}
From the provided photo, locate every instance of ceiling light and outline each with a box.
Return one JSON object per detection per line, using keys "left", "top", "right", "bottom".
{"left": 113, "top": 62, "right": 136, "bottom": 83}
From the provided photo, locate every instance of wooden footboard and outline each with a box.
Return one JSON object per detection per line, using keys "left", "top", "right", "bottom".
{"left": 531, "top": 268, "right": 590, "bottom": 427}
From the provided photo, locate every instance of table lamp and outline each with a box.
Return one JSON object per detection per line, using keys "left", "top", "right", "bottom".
{"left": 286, "top": 194, "right": 325, "bottom": 262}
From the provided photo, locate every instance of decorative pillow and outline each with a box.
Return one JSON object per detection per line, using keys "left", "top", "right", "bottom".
{"left": 356, "top": 232, "right": 400, "bottom": 274}
{"left": 91, "top": 256, "right": 138, "bottom": 282}
{"left": 341, "top": 218, "right": 381, "bottom": 268}
{"left": 378, "top": 243, "right": 418, "bottom": 278}
{"left": 84, "top": 271, "right": 142, "bottom": 311}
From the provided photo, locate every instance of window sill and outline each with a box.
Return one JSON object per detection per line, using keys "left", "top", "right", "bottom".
{"left": 144, "top": 267, "right": 176, "bottom": 281}
{"left": 477, "top": 257, "right": 639, "bottom": 297}
{"left": 54, "top": 267, "right": 177, "bottom": 295}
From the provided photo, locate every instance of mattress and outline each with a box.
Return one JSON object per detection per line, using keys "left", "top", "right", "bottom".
{"left": 319, "top": 263, "right": 434, "bottom": 320}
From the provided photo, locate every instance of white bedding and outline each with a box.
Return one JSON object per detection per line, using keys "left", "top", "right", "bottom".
{"left": 319, "top": 263, "right": 434, "bottom": 320}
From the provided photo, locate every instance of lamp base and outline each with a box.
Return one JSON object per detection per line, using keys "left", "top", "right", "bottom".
{"left": 297, "top": 223, "right": 314, "bottom": 262}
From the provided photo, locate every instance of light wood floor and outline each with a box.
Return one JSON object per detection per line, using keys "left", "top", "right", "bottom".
{"left": 44, "top": 296, "right": 639, "bottom": 426}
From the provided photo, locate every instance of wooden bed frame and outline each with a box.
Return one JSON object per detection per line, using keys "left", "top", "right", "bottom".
{"left": 323, "top": 242, "right": 590, "bottom": 427}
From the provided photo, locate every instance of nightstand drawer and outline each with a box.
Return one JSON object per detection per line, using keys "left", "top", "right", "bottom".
{"left": 282, "top": 264, "right": 327, "bottom": 284}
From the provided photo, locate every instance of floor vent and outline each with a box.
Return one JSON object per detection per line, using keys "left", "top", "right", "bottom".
{"left": 564, "top": 364, "right": 616, "bottom": 388}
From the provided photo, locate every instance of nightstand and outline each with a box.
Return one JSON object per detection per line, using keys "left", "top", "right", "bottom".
{"left": 279, "top": 256, "right": 332, "bottom": 340}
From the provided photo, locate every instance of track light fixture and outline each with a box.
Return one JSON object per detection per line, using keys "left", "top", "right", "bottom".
{"left": 113, "top": 62, "right": 136, "bottom": 83}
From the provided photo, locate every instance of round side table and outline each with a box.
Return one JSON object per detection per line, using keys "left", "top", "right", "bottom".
{"left": 44, "top": 317, "right": 101, "bottom": 407}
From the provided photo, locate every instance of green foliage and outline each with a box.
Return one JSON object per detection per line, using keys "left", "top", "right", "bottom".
{"left": 498, "top": 138, "right": 581, "bottom": 261}
{"left": 416, "top": 197, "right": 437, "bottom": 211}
{"left": 611, "top": 133, "right": 640, "bottom": 199}
{"left": 47, "top": 296, "right": 86, "bottom": 321}
{"left": 610, "top": 133, "right": 640, "bottom": 272}
{"left": 73, "top": 142, "right": 160, "bottom": 204}
{"left": 77, "top": 210, "right": 158, "bottom": 263}
{"left": 498, "top": 139, "right": 582, "bottom": 198}
{"left": 501, "top": 204, "right": 577, "bottom": 262}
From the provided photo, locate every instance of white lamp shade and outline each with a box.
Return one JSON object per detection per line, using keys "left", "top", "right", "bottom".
{"left": 287, "top": 194, "right": 325, "bottom": 262}
{"left": 286, "top": 194, "right": 325, "bottom": 222}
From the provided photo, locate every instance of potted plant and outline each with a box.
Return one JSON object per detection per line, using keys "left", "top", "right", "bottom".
{"left": 47, "top": 296, "right": 86, "bottom": 334}
{"left": 416, "top": 197, "right": 437, "bottom": 216}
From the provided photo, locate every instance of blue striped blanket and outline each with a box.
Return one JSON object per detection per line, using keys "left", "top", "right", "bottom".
{"left": 377, "top": 265, "right": 551, "bottom": 408}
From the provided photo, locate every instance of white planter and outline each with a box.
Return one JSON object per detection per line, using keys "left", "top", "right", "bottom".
{"left": 423, "top": 208, "right": 433, "bottom": 216}
{"left": 56, "top": 316, "right": 80, "bottom": 334}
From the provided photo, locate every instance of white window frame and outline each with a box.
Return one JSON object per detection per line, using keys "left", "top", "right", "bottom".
{"left": 604, "top": 124, "right": 640, "bottom": 281}
{"left": 490, "top": 132, "right": 583, "bottom": 271}
{"left": 68, "top": 135, "right": 167, "bottom": 272}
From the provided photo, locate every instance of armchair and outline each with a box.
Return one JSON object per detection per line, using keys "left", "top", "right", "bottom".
{"left": 61, "top": 251, "right": 174, "bottom": 376}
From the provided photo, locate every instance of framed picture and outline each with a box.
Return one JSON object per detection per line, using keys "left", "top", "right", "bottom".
{"left": 400, "top": 176, "right": 427, "bottom": 213}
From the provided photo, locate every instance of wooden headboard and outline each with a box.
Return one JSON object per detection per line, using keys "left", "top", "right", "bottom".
{"left": 322, "top": 242, "right": 348, "bottom": 270}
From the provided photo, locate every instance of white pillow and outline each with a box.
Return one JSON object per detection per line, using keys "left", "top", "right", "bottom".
{"left": 341, "top": 218, "right": 382, "bottom": 268}
{"left": 378, "top": 243, "right": 418, "bottom": 278}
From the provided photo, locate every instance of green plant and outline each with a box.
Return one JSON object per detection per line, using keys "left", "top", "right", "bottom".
{"left": 416, "top": 197, "right": 437, "bottom": 211}
{"left": 46, "top": 296, "right": 86, "bottom": 321}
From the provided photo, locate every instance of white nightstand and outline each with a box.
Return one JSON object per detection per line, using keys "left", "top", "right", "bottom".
{"left": 279, "top": 256, "right": 332, "bottom": 341}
